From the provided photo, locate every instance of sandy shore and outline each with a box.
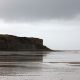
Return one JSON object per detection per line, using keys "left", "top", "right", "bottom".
{"left": 0, "top": 62, "right": 79, "bottom": 80}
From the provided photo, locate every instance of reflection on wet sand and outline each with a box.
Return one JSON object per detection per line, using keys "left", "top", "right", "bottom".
{"left": 0, "top": 51, "right": 80, "bottom": 80}
{"left": 0, "top": 51, "right": 49, "bottom": 62}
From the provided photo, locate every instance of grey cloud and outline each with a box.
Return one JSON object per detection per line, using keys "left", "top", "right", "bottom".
{"left": 0, "top": 0, "right": 80, "bottom": 21}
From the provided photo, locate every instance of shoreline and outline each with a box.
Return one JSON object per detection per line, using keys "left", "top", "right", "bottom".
{"left": 45, "top": 62, "right": 80, "bottom": 64}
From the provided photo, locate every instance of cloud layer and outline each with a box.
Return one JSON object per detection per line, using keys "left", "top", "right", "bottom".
{"left": 0, "top": 0, "right": 80, "bottom": 21}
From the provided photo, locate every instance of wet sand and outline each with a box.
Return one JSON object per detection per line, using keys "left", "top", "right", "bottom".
{"left": 0, "top": 51, "right": 80, "bottom": 80}
{"left": 0, "top": 62, "right": 80, "bottom": 80}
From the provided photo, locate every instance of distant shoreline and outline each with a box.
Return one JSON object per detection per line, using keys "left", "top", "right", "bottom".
{"left": 45, "top": 62, "right": 80, "bottom": 64}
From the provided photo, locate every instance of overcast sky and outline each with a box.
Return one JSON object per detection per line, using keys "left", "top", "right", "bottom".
{"left": 0, "top": 0, "right": 80, "bottom": 50}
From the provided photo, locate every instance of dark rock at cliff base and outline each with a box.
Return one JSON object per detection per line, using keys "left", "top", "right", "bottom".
{"left": 0, "top": 34, "right": 52, "bottom": 51}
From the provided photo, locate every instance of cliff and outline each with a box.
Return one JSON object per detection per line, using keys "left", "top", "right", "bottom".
{"left": 0, "top": 34, "right": 52, "bottom": 51}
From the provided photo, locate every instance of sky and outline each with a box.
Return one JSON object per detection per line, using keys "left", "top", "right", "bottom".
{"left": 0, "top": 0, "right": 80, "bottom": 50}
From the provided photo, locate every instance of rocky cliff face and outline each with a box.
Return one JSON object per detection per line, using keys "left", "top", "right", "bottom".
{"left": 0, "top": 34, "right": 51, "bottom": 51}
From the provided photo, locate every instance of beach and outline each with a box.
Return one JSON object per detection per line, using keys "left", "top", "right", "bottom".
{"left": 0, "top": 51, "right": 80, "bottom": 80}
{"left": 0, "top": 62, "right": 80, "bottom": 80}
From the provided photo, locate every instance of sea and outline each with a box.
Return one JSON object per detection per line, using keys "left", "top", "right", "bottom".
{"left": 0, "top": 51, "right": 80, "bottom": 80}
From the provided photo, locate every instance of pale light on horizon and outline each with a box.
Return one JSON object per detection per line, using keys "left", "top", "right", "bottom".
{"left": 0, "top": 19, "right": 80, "bottom": 50}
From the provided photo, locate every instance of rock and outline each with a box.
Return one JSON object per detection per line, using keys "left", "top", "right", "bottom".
{"left": 0, "top": 34, "right": 52, "bottom": 51}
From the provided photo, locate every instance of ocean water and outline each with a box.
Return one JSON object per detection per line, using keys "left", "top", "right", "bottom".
{"left": 0, "top": 51, "right": 80, "bottom": 80}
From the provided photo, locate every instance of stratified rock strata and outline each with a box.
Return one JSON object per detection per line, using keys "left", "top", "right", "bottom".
{"left": 0, "top": 34, "right": 51, "bottom": 51}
